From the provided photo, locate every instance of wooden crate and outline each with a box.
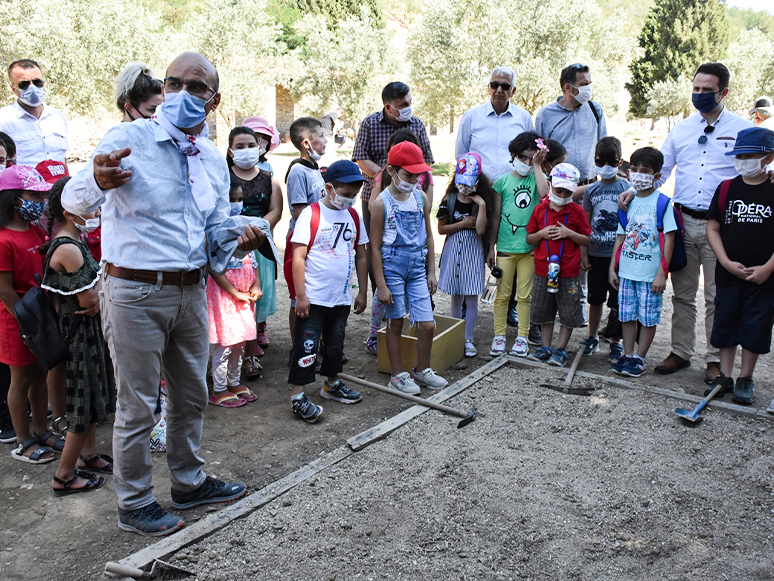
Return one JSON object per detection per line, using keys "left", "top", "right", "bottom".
{"left": 376, "top": 315, "right": 465, "bottom": 374}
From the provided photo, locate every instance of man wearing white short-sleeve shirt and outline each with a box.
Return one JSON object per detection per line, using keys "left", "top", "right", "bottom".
{"left": 0, "top": 59, "right": 68, "bottom": 167}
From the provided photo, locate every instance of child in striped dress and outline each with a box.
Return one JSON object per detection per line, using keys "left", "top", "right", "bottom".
{"left": 437, "top": 153, "right": 494, "bottom": 357}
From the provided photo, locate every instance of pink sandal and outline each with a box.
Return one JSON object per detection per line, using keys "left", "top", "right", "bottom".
{"left": 229, "top": 385, "right": 258, "bottom": 403}
{"left": 209, "top": 392, "right": 247, "bottom": 408}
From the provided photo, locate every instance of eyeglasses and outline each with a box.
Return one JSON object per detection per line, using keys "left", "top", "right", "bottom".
{"left": 698, "top": 124, "right": 715, "bottom": 144}
{"left": 163, "top": 77, "right": 216, "bottom": 99}
{"left": 489, "top": 81, "right": 512, "bottom": 92}
{"left": 567, "top": 63, "right": 585, "bottom": 70}
{"left": 595, "top": 158, "right": 620, "bottom": 167}
{"left": 17, "top": 79, "right": 44, "bottom": 90}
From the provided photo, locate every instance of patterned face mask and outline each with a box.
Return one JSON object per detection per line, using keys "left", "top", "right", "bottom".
{"left": 16, "top": 197, "right": 46, "bottom": 222}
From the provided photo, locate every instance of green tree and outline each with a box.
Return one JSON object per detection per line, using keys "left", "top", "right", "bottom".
{"left": 0, "top": 0, "right": 170, "bottom": 116}
{"left": 627, "top": 0, "right": 730, "bottom": 118}
{"left": 725, "top": 28, "right": 774, "bottom": 113}
{"left": 407, "top": 0, "right": 634, "bottom": 128}
{"left": 290, "top": 8, "right": 393, "bottom": 129}
{"left": 645, "top": 76, "right": 692, "bottom": 130}
{"left": 295, "top": 0, "right": 384, "bottom": 29}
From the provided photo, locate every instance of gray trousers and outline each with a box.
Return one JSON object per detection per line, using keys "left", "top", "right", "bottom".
{"left": 101, "top": 274, "right": 209, "bottom": 510}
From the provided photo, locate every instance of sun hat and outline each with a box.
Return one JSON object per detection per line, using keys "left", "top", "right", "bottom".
{"left": 387, "top": 141, "right": 431, "bottom": 174}
{"left": 0, "top": 165, "right": 52, "bottom": 193}
{"left": 455, "top": 152, "right": 482, "bottom": 187}
{"left": 724, "top": 126, "right": 774, "bottom": 156}
{"left": 243, "top": 116, "right": 280, "bottom": 151}
{"left": 549, "top": 162, "right": 580, "bottom": 192}
{"left": 61, "top": 177, "right": 101, "bottom": 215}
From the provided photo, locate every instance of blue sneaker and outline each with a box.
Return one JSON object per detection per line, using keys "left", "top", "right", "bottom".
{"left": 611, "top": 355, "right": 630, "bottom": 374}
{"left": 609, "top": 342, "right": 624, "bottom": 363}
{"left": 118, "top": 501, "right": 184, "bottom": 536}
{"left": 582, "top": 336, "right": 599, "bottom": 356}
{"left": 321, "top": 379, "right": 362, "bottom": 404}
{"left": 171, "top": 476, "right": 247, "bottom": 509}
{"left": 620, "top": 356, "right": 646, "bottom": 378}
{"left": 528, "top": 346, "right": 552, "bottom": 362}
{"left": 292, "top": 394, "right": 323, "bottom": 423}
{"left": 547, "top": 348, "right": 568, "bottom": 367}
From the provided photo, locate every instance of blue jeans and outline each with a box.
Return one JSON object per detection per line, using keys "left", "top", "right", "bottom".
{"left": 288, "top": 304, "right": 350, "bottom": 385}
{"left": 381, "top": 247, "right": 433, "bottom": 324}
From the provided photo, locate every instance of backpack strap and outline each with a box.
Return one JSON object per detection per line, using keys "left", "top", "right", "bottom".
{"left": 718, "top": 179, "right": 732, "bottom": 216}
{"left": 588, "top": 100, "right": 601, "bottom": 125}
{"left": 307, "top": 202, "right": 321, "bottom": 254}
{"left": 347, "top": 207, "right": 361, "bottom": 246}
{"left": 656, "top": 193, "right": 671, "bottom": 276}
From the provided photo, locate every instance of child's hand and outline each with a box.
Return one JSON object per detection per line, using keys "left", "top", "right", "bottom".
{"left": 232, "top": 290, "right": 253, "bottom": 302}
{"left": 533, "top": 148, "right": 548, "bottom": 167}
{"left": 553, "top": 222, "right": 572, "bottom": 239}
{"left": 745, "top": 264, "right": 772, "bottom": 285}
{"left": 652, "top": 270, "right": 667, "bottom": 293}
{"left": 537, "top": 226, "right": 553, "bottom": 240}
{"left": 470, "top": 195, "right": 485, "bottom": 207}
{"left": 427, "top": 272, "right": 438, "bottom": 295}
{"left": 581, "top": 256, "right": 591, "bottom": 271}
{"left": 377, "top": 285, "right": 393, "bottom": 305}
{"left": 459, "top": 215, "right": 477, "bottom": 230}
{"left": 353, "top": 290, "right": 367, "bottom": 314}
{"left": 248, "top": 284, "right": 263, "bottom": 301}
{"left": 487, "top": 248, "right": 496, "bottom": 268}
{"left": 725, "top": 260, "right": 752, "bottom": 280}
{"left": 609, "top": 269, "right": 619, "bottom": 290}
{"left": 295, "top": 296, "right": 311, "bottom": 318}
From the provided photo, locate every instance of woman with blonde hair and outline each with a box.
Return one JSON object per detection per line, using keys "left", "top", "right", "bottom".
{"left": 114, "top": 62, "right": 164, "bottom": 122}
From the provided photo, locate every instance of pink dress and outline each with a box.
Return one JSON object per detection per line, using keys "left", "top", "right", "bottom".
{"left": 207, "top": 256, "right": 258, "bottom": 346}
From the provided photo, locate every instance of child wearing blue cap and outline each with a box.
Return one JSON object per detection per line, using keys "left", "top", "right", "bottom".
{"left": 706, "top": 126, "right": 774, "bottom": 406}
{"left": 287, "top": 160, "right": 369, "bottom": 423}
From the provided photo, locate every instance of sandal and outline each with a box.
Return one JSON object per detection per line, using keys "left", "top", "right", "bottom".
{"left": 465, "top": 341, "right": 477, "bottom": 358}
{"left": 50, "top": 415, "right": 68, "bottom": 437}
{"left": 52, "top": 469, "right": 105, "bottom": 496}
{"left": 11, "top": 438, "right": 56, "bottom": 464}
{"left": 242, "top": 356, "right": 262, "bottom": 380}
{"left": 35, "top": 430, "right": 65, "bottom": 453}
{"left": 208, "top": 392, "right": 247, "bottom": 408}
{"left": 229, "top": 385, "right": 258, "bottom": 403}
{"left": 77, "top": 453, "right": 113, "bottom": 474}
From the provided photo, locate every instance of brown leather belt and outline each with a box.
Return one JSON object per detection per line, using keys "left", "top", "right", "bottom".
{"left": 105, "top": 263, "right": 204, "bottom": 286}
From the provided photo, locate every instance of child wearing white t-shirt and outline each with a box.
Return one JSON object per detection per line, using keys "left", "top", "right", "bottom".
{"left": 287, "top": 161, "right": 369, "bottom": 423}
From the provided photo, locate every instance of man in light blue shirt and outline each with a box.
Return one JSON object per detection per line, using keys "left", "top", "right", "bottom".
{"left": 67, "top": 52, "right": 269, "bottom": 537}
{"left": 535, "top": 63, "right": 607, "bottom": 184}
{"left": 455, "top": 67, "right": 534, "bottom": 182}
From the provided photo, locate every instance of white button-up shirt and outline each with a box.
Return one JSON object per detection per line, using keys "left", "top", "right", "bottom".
{"left": 455, "top": 101, "right": 534, "bottom": 181}
{"left": 0, "top": 100, "right": 68, "bottom": 165}
{"left": 657, "top": 107, "right": 753, "bottom": 210}
{"left": 67, "top": 119, "right": 232, "bottom": 271}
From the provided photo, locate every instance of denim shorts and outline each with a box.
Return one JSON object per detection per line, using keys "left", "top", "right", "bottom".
{"left": 618, "top": 277, "right": 662, "bottom": 327}
{"left": 381, "top": 247, "right": 434, "bottom": 323}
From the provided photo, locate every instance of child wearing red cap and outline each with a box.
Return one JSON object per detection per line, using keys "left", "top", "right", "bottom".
{"left": 371, "top": 141, "right": 448, "bottom": 393}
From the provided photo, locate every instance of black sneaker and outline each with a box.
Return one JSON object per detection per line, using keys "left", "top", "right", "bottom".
{"left": 507, "top": 306, "right": 518, "bottom": 327}
{"left": 320, "top": 379, "right": 362, "bottom": 404}
{"left": 731, "top": 376, "right": 754, "bottom": 405}
{"left": 171, "top": 476, "right": 246, "bottom": 510}
{"left": 291, "top": 394, "right": 323, "bottom": 423}
{"left": 0, "top": 426, "right": 16, "bottom": 444}
{"left": 704, "top": 373, "right": 733, "bottom": 398}
{"left": 118, "top": 501, "right": 184, "bottom": 536}
{"left": 528, "top": 324, "right": 542, "bottom": 346}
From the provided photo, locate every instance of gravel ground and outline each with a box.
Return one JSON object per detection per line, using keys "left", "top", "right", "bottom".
{"left": 166, "top": 366, "right": 774, "bottom": 581}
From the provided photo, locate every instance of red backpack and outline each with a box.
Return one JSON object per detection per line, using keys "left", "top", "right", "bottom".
{"left": 307, "top": 202, "right": 361, "bottom": 253}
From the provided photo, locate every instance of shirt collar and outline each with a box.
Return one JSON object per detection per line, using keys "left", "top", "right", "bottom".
{"left": 485, "top": 100, "right": 514, "bottom": 117}
{"left": 700, "top": 105, "right": 726, "bottom": 126}
{"left": 152, "top": 119, "right": 174, "bottom": 143}
{"left": 379, "top": 108, "right": 410, "bottom": 126}
{"left": 13, "top": 99, "right": 47, "bottom": 120}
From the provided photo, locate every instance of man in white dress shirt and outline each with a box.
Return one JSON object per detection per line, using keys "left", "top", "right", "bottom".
{"left": 623, "top": 62, "right": 753, "bottom": 383}
{"left": 455, "top": 67, "right": 534, "bottom": 182}
{"left": 0, "top": 59, "right": 69, "bottom": 166}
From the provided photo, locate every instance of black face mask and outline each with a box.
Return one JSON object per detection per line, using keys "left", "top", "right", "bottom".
{"left": 126, "top": 107, "right": 151, "bottom": 121}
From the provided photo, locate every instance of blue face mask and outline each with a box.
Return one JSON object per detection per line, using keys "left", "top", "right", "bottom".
{"left": 16, "top": 198, "right": 46, "bottom": 222}
{"left": 160, "top": 90, "right": 213, "bottom": 129}
{"left": 692, "top": 91, "right": 720, "bottom": 114}
{"left": 229, "top": 201, "right": 243, "bottom": 216}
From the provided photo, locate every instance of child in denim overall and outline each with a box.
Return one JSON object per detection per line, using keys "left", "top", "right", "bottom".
{"left": 371, "top": 142, "right": 448, "bottom": 394}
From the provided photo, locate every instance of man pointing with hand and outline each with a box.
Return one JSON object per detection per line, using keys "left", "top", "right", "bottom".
{"left": 67, "top": 52, "right": 270, "bottom": 536}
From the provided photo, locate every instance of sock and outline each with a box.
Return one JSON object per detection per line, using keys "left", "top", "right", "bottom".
{"left": 463, "top": 295, "right": 477, "bottom": 340}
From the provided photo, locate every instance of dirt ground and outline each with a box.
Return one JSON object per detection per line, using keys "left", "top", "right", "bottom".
{"left": 161, "top": 365, "right": 774, "bottom": 581}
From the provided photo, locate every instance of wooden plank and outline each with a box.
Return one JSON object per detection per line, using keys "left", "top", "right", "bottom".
{"left": 117, "top": 445, "right": 353, "bottom": 572}
{"left": 347, "top": 356, "right": 509, "bottom": 451}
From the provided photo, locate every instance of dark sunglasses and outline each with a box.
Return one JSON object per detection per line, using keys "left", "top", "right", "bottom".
{"left": 17, "top": 79, "right": 44, "bottom": 90}
{"left": 567, "top": 63, "right": 586, "bottom": 69}
{"left": 698, "top": 125, "right": 715, "bottom": 144}
{"left": 595, "top": 158, "right": 620, "bottom": 167}
{"left": 163, "top": 77, "right": 215, "bottom": 99}
{"left": 489, "top": 81, "right": 512, "bottom": 92}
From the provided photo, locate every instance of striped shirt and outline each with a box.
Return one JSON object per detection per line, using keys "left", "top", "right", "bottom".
{"left": 351, "top": 109, "right": 434, "bottom": 203}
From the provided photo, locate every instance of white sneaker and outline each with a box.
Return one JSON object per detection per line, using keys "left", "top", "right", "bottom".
{"left": 389, "top": 372, "right": 420, "bottom": 395}
{"left": 767, "top": 398, "right": 774, "bottom": 415}
{"left": 509, "top": 336, "right": 529, "bottom": 357}
{"left": 412, "top": 367, "right": 448, "bottom": 390}
{"left": 490, "top": 335, "right": 506, "bottom": 356}
{"left": 464, "top": 341, "right": 477, "bottom": 358}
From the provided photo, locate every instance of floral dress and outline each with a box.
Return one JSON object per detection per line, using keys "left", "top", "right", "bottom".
{"left": 41, "top": 238, "right": 115, "bottom": 433}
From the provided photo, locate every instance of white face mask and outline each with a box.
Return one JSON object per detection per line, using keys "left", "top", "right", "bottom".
{"left": 512, "top": 157, "right": 534, "bottom": 176}
{"left": 230, "top": 201, "right": 243, "bottom": 216}
{"left": 572, "top": 85, "right": 592, "bottom": 105}
{"left": 596, "top": 164, "right": 619, "bottom": 180}
{"left": 306, "top": 143, "right": 322, "bottom": 162}
{"left": 457, "top": 183, "right": 476, "bottom": 196}
{"left": 74, "top": 215, "right": 100, "bottom": 234}
{"left": 395, "top": 105, "right": 413, "bottom": 122}
{"left": 230, "top": 148, "right": 260, "bottom": 170}
{"left": 629, "top": 171, "right": 654, "bottom": 191}
{"left": 393, "top": 173, "right": 415, "bottom": 194}
{"left": 19, "top": 84, "right": 46, "bottom": 107}
{"left": 733, "top": 157, "right": 766, "bottom": 179}
{"left": 549, "top": 191, "right": 572, "bottom": 206}
{"left": 330, "top": 189, "right": 357, "bottom": 210}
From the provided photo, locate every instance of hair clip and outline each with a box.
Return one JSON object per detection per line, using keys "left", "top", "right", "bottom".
{"left": 535, "top": 138, "right": 548, "bottom": 151}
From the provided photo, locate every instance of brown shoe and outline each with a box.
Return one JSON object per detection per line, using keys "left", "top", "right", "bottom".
{"left": 704, "top": 362, "right": 721, "bottom": 385}
{"left": 654, "top": 352, "right": 690, "bottom": 375}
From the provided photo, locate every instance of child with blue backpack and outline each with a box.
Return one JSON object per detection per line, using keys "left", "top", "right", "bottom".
{"left": 609, "top": 147, "right": 677, "bottom": 377}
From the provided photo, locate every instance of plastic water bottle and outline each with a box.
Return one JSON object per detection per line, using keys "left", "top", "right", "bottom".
{"left": 480, "top": 266, "right": 503, "bottom": 306}
{"left": 547, "top": 255, "right": 560, "bottom": 294}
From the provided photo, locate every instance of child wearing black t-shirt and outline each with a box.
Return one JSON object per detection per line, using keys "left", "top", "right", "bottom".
{"left": 706, "top": 126, "right": 774, "bottom": 406}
